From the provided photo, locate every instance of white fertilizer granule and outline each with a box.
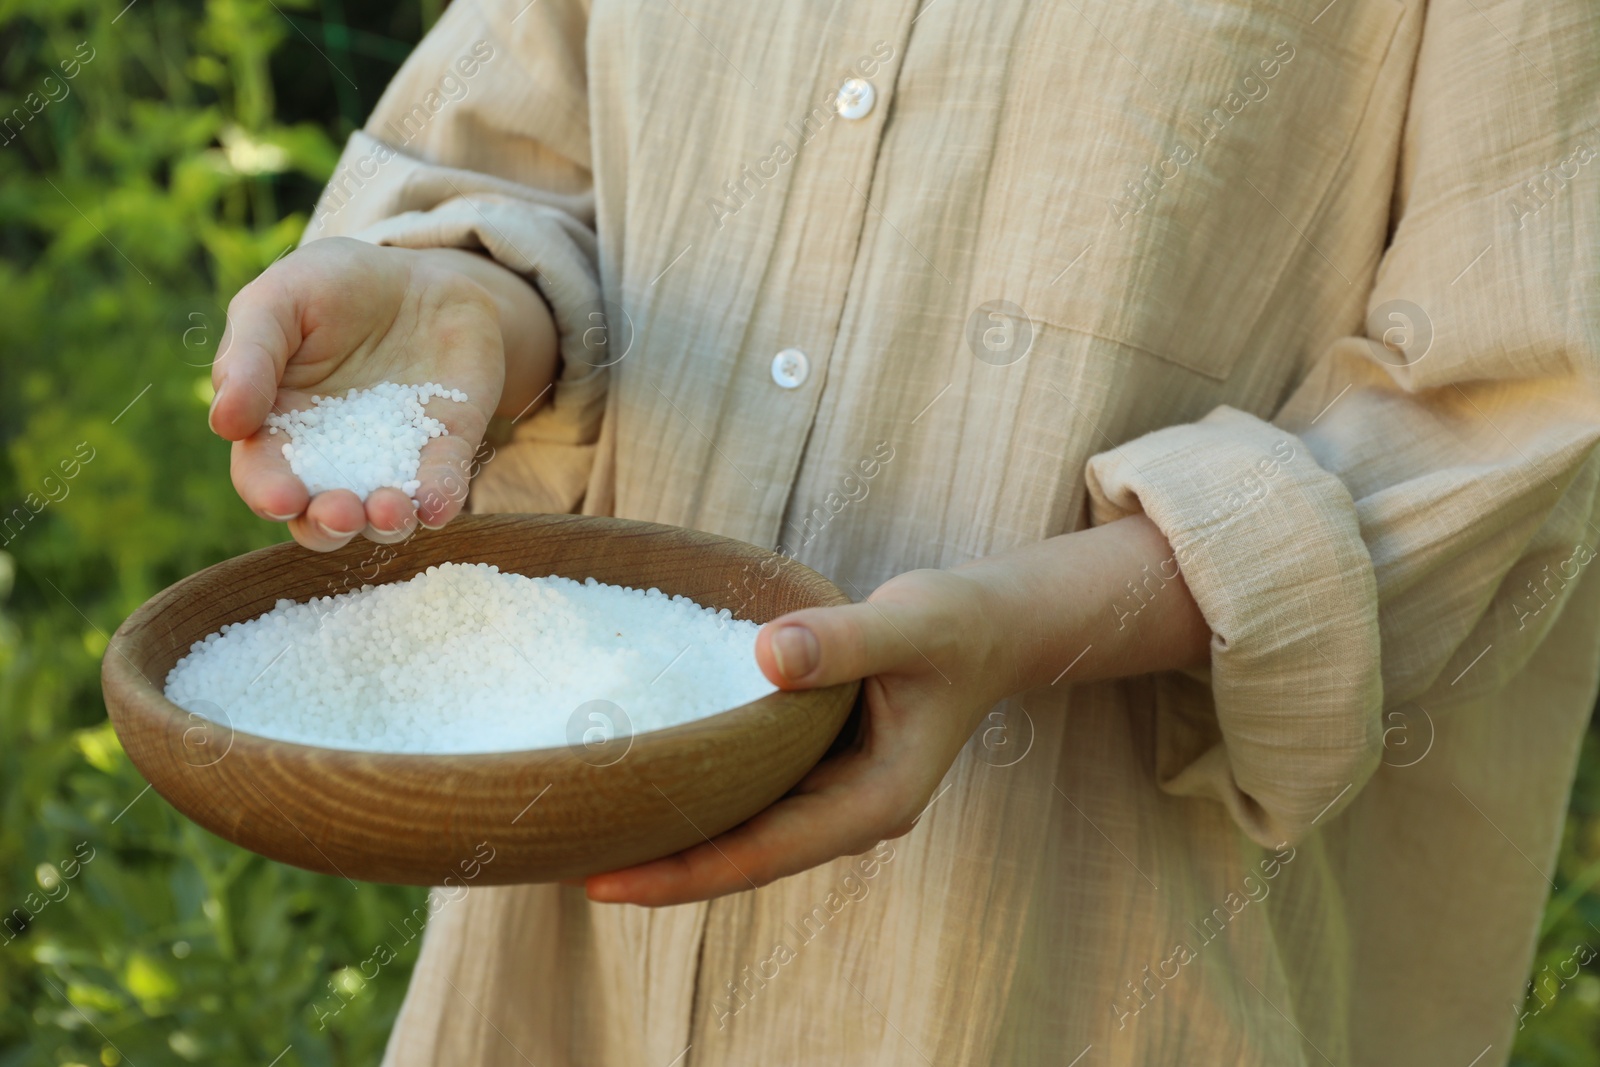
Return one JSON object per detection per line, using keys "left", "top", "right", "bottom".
{"left": 163, "top": 563, "right": 776, "bottom": 754}
{"left": 265, "top": 381, "right": 467, "bottom": 500}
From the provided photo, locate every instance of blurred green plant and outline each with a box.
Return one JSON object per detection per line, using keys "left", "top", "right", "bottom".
{"left": 1511, "top": 728, "right": 1600, "bottom": 1066}
{"left": 1, "top": 0, "right": 1597, "bottom": 1065}
{"left": 0, "top": 2, "right": 432, "bottom": 1063}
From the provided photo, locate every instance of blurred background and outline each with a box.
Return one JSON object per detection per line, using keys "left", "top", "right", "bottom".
{"left": 1, "top": 1, "right": 1598, "bottom": 1064}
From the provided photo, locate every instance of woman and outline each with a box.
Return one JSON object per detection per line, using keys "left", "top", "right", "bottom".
{"left": 207, "top": 0, "right": 1600, "bottom": 1063}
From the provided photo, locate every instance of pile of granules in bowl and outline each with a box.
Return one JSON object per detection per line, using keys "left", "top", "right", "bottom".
{"left": 266, "top": 381, "right": 466, "bottom": 500}
{"left": 162, "top": 563, "right": 775, "bottom": 754}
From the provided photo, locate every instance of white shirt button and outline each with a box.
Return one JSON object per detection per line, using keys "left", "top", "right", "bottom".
{"left": 835, "top": 78, "right": 876, "bottom": 120}
{"left": 771, "top": 348, "right": 810, "bottom": 389}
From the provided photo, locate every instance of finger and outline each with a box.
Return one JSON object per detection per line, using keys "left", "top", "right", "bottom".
{"left": 285, "top": 513, "right": 356, "bottom": 553}
{"left": 410, "top": 437, "right": 476, "bottom": 530}
{"left": 230, "top": 435, "right": 310, "bottom": 523}
{"left": 363, "top": 487, "right": 420, "bottom": 540}
{"left": 755, "top": 599, "right": 925, "bottom": 690}
{"left": 287, "top": 490, "right": 366, "bottom": 552}
{"left": 411, "top": 398, "right": 487, "bottom": 530}
{"left": 211, "top": 273, "right": 301, "bottom": 441}
{"left": 586, "top": 752, "right": 904, "bottom": 907}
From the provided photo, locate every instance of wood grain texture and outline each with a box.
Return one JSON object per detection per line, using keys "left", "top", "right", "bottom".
{"left": 101, "top": 514, "right": 859, "bottom": 886}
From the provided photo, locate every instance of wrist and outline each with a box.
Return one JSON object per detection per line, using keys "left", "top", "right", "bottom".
{"left": 941, "top": 565, "right": 1032, "bottom": 706}
{"left": 951, "top": 563, "right": 1061, "bottom": 703}
{"left": 946, "top": 516, "right": 1210, "bottom": 694}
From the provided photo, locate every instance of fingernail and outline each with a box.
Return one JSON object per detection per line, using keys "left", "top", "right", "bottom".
{"left": 262, "top": 510, "right": 300, "bottom": 522}
{"left": 207, "top": 377, "right": 226, "bottom": 433}
{"left": 584, "top": 879, "right": 625, "bottom": 903}
{"left": 315, "top": 520, "right": 362, "bottom": 539}
{"left": 770, "top": 624, "right": 819, "bottom": 681}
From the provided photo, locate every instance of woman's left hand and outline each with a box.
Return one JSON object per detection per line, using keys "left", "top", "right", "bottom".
{"left": 584, "top": 567, "right": 1007, "bottom": 907}
{"left": 583, "top": 514, "right": 1212, "bottom": 907}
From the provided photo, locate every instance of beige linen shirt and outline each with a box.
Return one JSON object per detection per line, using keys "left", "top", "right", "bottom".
{"left": 305, "top": 0, "right": 1600, "bottom": 1063}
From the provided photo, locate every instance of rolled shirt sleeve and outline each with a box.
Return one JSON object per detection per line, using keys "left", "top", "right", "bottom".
{"left": 302, "top": 0, "right": 605, "bottom": 512}
{"left": 1085, "top": 0, "right": 1600, "bottom": 847}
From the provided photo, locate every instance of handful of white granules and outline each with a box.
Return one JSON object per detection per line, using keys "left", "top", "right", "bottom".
{"left": 163, "top": 563, "right": 775, "bottom": 754}
{"left": 266, "top": 381, "right": 467, "bottom": 501}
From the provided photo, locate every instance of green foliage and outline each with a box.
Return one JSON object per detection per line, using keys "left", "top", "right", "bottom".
{"left": 0, "top": 2, "right": 432, "bottom": 1063}
{"left": 1512, "top": 728, "right": 1600, "bottom": 1065}
{"left": 1, "top": 0, "right": 1596, "bottom": 1064}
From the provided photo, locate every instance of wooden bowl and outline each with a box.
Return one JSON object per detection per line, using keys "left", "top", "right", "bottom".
{"left": 101, "top": 514, "right": 858, "bottom": 886}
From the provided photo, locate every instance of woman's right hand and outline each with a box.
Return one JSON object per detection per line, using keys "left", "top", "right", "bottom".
{"left": 209, "top": 237, "right": 558, "bottom": 552}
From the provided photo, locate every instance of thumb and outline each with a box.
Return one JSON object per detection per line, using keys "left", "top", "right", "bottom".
{"left": 755, "top": 599, "right": 924, "bottom": 689}
{"left": 211, "top": 273, "right": 301, "bottom": 441}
